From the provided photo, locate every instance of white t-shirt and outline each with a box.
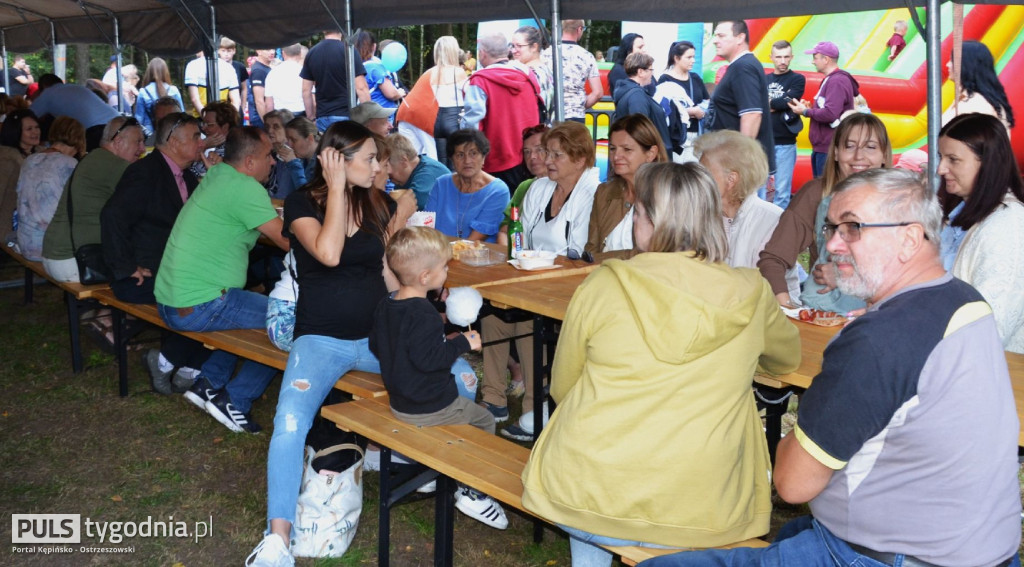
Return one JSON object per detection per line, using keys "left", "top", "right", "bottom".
{"left": 102, "top": 66, "right": 118, "bottom": 87}
{"left": 183, "top": 57, "right": 240, "bottom": 103}
{"left": 264, "top": 60, "right": 305, "bottom": 113}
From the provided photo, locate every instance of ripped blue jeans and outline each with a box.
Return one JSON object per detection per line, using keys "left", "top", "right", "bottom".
{"left": 265, "top": 334, "right": 380, "bottom": 524}
{"left": 450, "top": 357, "right": 478, "bottom": 401}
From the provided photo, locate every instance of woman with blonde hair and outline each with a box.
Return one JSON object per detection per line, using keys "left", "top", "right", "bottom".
{"left": 586, "top": 114, "right": 668, "bottom": 254}
{"left": 396, "top": 35, "right": 468, "bottom": 166}
{"left": 758, "top": 112, "right": 892, "bottom": 309}
{"left": 696, "top": 130, "right": 798, "bottom": 299}
{"left": 522, "top": 161, "right": 800, "bottom": 567}
{"left": 135, "top": 57, "right": 184, "bottom": 138}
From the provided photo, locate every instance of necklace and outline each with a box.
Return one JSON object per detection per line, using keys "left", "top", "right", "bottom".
{"left": 454, "top": 179, "right": 480, "bottom": 238}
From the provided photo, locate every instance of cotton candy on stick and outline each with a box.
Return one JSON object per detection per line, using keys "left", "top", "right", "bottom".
{"left": 445, "top": 287, "right": 483, "bottom": 331}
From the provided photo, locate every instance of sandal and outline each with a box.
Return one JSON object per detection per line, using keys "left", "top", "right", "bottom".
{"left": 83, "top": 321, "right": 116, "bottom": 354}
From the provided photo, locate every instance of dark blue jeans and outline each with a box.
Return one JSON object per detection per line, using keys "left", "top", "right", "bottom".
{"left": 158, "top": 289, "right": 277, "bottom": 413}
{"left": 640, "top": 516, "right": 1023, "bottom": 567}
{"left": 811, "top": 151, "right": 828, "bottom": 178}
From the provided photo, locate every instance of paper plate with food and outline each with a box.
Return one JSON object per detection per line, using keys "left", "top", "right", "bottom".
{"left": 780, "top": 306, "right": 848, "bottom": 327}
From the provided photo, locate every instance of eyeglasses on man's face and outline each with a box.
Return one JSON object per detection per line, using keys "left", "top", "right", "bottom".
{"left": 821, "top": 221, "right": 925, "bottom": 243}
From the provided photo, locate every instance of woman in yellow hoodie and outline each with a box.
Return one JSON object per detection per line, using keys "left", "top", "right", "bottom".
{"left": 521, "top": 162, "right": 801, "bottom": 566}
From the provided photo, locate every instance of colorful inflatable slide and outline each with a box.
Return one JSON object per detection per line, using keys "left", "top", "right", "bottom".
{"left": 719, "top": 4, "right": 1024, "bottom": 188}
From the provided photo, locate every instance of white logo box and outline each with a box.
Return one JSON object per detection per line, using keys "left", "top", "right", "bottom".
{"left": 11, "top": 514, "right": 81, "bottom": 544}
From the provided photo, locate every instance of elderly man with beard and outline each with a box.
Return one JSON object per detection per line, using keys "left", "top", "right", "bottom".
{"left": 643, "top": 168, "right": 1021, "bottom": 567}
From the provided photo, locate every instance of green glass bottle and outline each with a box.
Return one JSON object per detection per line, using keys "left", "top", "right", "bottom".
{"left": 508, "top": 206, "right": 524, "bottom": 260}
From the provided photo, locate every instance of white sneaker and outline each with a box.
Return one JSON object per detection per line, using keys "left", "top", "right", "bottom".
{"left": 363, "top": 448, "right": 381, "bottom": 472}
{"left": 363, "top": 449, "right": 413, "bottom": 472}
{"left": 245, "top": 533, "right": 294, "bottom": 567}
{"left": 416, "top": 480, "right": 437, "bottom": 493}
{"left": 455, "top": 487, "right": 508, "bottom": 529}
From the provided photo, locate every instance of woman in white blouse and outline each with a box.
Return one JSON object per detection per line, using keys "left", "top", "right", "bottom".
{"left": 938, "top": 113, "right": 1024, "bottom": 353}
{"left": 481, "top": 121, "right": 598, "bottom": 442}
{"left": 695, "top": 130, "right": 801, "bottom": 300}
{"left": 521, "top": 121, "right": 600, "bottom": 256}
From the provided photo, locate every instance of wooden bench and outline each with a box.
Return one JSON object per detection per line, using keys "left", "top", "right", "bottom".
{"left": 91, "top": 287, "right": 387, "bottom": 399}
{"left": 91, "top": 288, "right": 288, "bottom": 396}
{"left": 2, "top": 244, "right": 110, "bottom": 372}
{"left": 334, "top": 370, "right": 389, "bottom": 399}
{"left": 321, "top": 397, "right": 768, "bottom": 567}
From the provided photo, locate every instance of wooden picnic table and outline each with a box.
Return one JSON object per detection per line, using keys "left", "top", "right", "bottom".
{"left": 471, "top": 269, "right": 1024, "bottom": 447}
{"left": 445, "top": 240, "right": 597, "bottom": 289}
{"left": 477, "top": 271, "right": 836, "bottom": 384}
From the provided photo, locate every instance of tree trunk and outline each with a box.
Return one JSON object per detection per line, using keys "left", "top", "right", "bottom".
{"left": 74, "top": 43, "right": 90, "bottom": 84}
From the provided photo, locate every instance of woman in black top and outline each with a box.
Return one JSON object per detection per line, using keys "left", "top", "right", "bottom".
{"left": 608, "top": 33, "right": 646, "bottom": 97}
{"left": 657, "top": 41, "right": 709, "bottom": 136}
{"left": 248, "top": 120, "right": 397, "bottom": 565}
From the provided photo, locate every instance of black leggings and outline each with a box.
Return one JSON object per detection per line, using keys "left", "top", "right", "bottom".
{"left": 434, "top": 106, "right": 462, "bottom": 169}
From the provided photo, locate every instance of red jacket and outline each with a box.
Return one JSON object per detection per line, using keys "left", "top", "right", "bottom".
{"left": 468, "top": 65, "right": 541, "bottom": 173}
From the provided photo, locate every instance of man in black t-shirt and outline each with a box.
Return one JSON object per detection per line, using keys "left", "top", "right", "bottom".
{"left": 766, "top": 40, "right": 805, "bottom": 209}
{"left": 709, "top": 21, "right": 775, "bottom": 179}
{"left": 6, "top": 56, "right": 32, "bottom": 97}
{"left": 301, "top": 29, "right": 369, "bottom": 132}
{"left": 247, "top": 49, "right": 275, "bottom": 128}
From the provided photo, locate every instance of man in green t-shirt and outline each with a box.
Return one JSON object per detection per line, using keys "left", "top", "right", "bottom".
{"left": 155, "top": 127, "right": 289, "bottom": 433}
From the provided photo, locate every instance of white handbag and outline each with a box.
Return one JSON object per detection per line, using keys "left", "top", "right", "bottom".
{"left": 291, "top": 444, "right": 364, "bottom": 558}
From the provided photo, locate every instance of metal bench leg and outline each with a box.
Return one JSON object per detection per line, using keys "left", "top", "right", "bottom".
{"left": 111, "top": 308, "right": 129, "bottom": 397}
{"left": 378, "top": 446, "right": 393, "bottom": 567}
{"left": 66, "top": 292, "right": 83, "bottom": 373}
{"left": 532, "top": 314, "right": 545, "bottom": 441}
{"left": 532, "top": 314, "right": 546, "bottom": 544}
{"left": 23, "top": 267, "right": 33, "bottom": 304}
{"left": 755, "top": 385, "right": 794, "bottom": 465}
{"left": 434, "top": 475, "right": 455, "bottom": 566}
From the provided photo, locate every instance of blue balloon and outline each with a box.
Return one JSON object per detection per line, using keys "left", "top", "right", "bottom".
{"left": 381, "top": 42, "right": 408, "bottom": 73}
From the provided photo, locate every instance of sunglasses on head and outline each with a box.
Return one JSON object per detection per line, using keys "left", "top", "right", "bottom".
{"left": 110, "top": 117, "right": 140, "bottom": 141}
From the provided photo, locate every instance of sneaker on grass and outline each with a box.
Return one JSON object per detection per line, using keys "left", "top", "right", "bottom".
{"left": 143, "top": 349, "right": 174, "bottom": 395}
{"left": 205, "top": 392, "right": 262, "bottom": 434}
{"left": 454, "top": 487, "right": 508, "bottom": 529}
{"left": 500, "top": 423, "right": 535, "bottom": 442}
{"left": 480, "top": 401, "right": 509, "bottom": 423}
{"left": 245, "top": 533, "right": 293, "bottom": 567}
{"left": 506, "top": 379, "right": 526, "bottom": 398}
{"left": 171, "top": 367, "right": 198, "bottom": 393}
{"left": 183, "top": 377, "right": 218, "bottom": 412}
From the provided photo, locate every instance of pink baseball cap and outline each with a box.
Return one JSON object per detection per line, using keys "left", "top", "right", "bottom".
{"left": 804, "top": 42, "right": 840, "bottom": 59}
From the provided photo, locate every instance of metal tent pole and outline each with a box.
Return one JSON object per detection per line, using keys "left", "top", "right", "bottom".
{"left": 1, "top": 30, "right": 8, "bottom": 95}
{"left": 926, "top": 0, "right": 941, "bottom": 193}
{"left": 550, "top": 1, "right": 564, "bottom": 122}
{"left": 204, "top": 4, "right": 218, "bottom": 106}
{"left": 345, "top": 0, "right": 355, "bottom": 110}
{"left": 49, "top": 20, "right": 57, "bottom": 72}
{"left": 113, "top": 16, "right": 125, "bottom": 113}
